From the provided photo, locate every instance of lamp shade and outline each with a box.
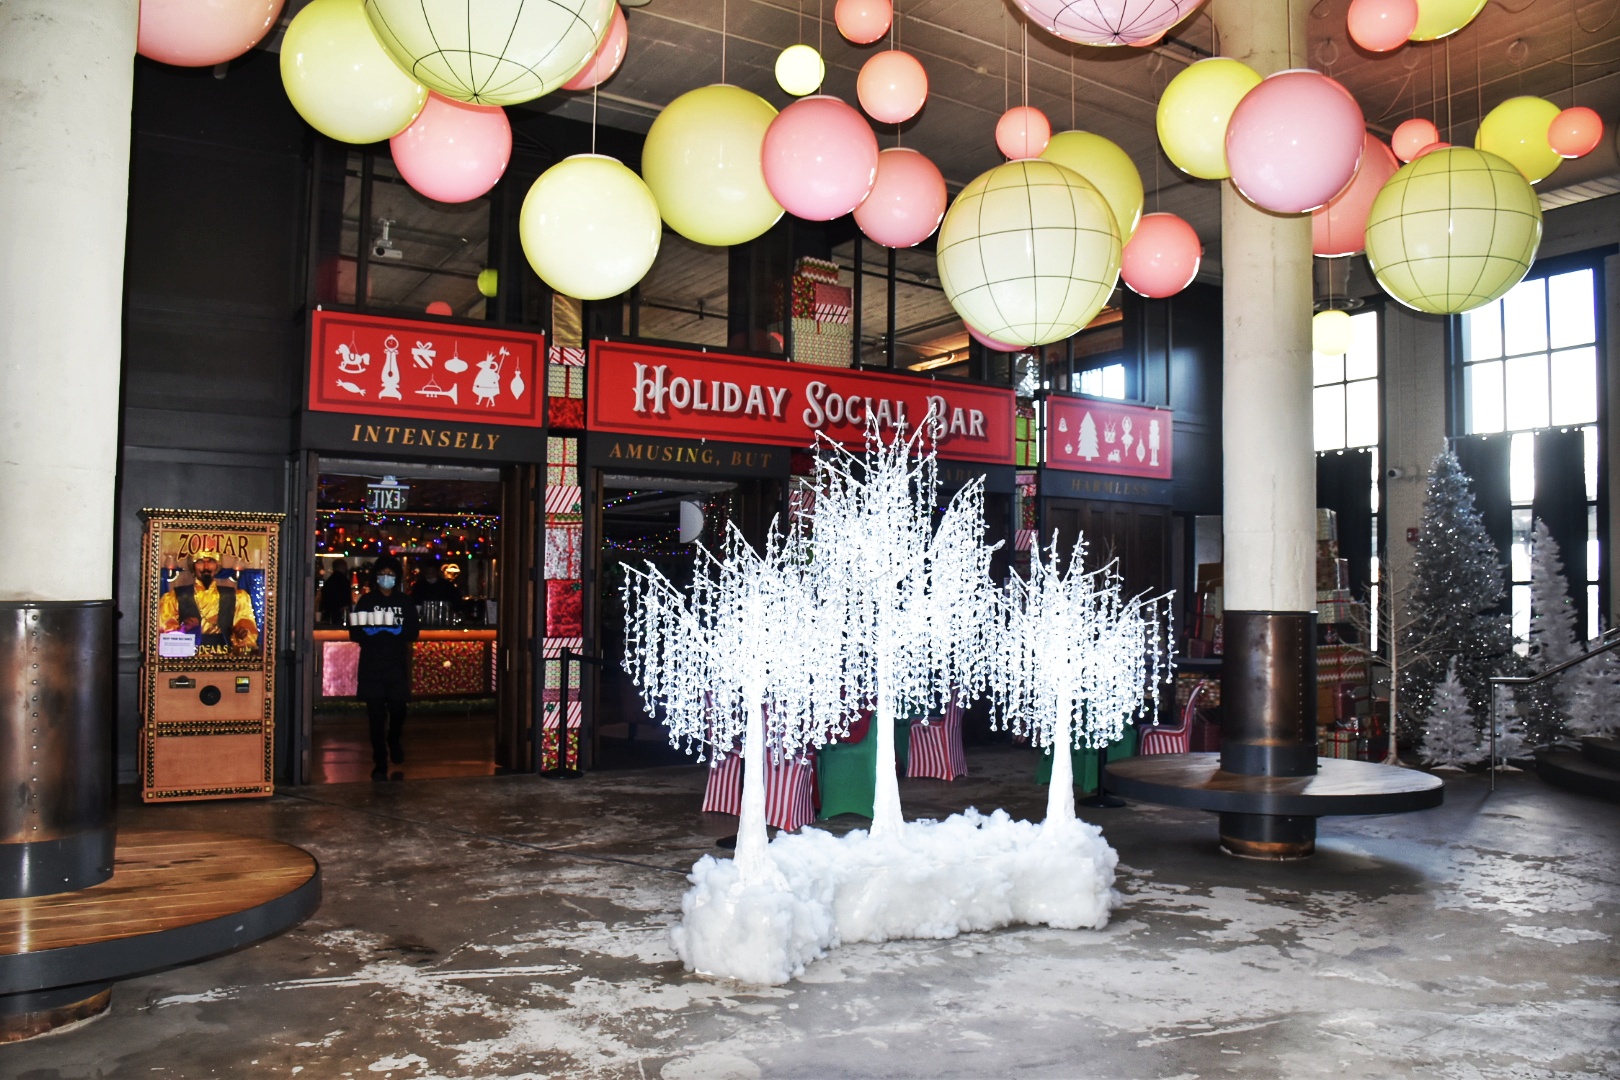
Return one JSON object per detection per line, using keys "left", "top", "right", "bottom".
{"left": 1156, "top": 57, "right": 1262, "bottom": 180}
{"left": 1041, "top": 130, "right": 1144, "bottom": 240}
{"left": 856, "top": 51, "right": 929, "bottom": 124}
{"left": 937, "top": 159, "right": 1122, "bottom": 348}
{"left": 1548, "top": 107, "right": 1604, "bottom": 159}
{"left": 775, "top": 44, "right": 825, "bottom": 97}
{"left": 640, "top": 84, "right": 783, "bottom": 247}
{"left": 139, "top": 0, "right": 284, "bottom": 67}
{"left": 1120, "top": 212, "right": 1201, "bottom": 297}
{"left": 281, "top": 0, "right": 428, "bottom": 145}
{"left": 996, "top": 107, "right": 1052, "bottom": 160}
{"left": 835, "top": 0, "right": 892, "bottom": 44}
{"left": 1408, "top": 0, "right": 1488, "bottom": 40}
{"left": 1475, "top": 96, "right": 1563, "bottom": 183}
{"left": 853, "top": 148, "right": 947, "bottom": 248}
{"left": 520, "top": 154, "right": 662, "bottom": 301}
{"left": 563, "top": 2, "right": 629, "bottom": 91}
{"left": 1363, "top": 147, "right": 1543, "bottom": 314}
{"left": 1392, "top": 118, "right": 1440, "bottom": 162}
{"left": 1346, "top": 0, "right": 1418, "bottom": 52}
{"left": 1225, "top": 70, "right": 1366, "bottom": 214}
{"left": 363, "top": 0, "right": 614, "bottom": 106}
{"left": 1313, "top": 310, "right": 1354, "bottom": 355}
{"left": 761, "top": 96, "right": 880, "bottom": 221}
{"left": 390, "top": 93, "right": 512, "bottom": 204}
{"left": 1312, "top": 133, "right": 1401, "bottom": 257}
{"left": 1009, "top": 0, "right": 1201, "bottom": 47}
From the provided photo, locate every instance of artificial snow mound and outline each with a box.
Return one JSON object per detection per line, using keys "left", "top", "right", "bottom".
{"left": 671, "top": 809, "right": 1120, "bottom": 985}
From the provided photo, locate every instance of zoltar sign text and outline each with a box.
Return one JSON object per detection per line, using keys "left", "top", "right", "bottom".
{"left": 588, "top": 342, "right": 1015, "bottom": 465}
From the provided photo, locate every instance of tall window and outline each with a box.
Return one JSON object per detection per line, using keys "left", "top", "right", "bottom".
{"left": 1078, "top": 362, "right": 1127, "bottom": 399}
{"left": 1314, "top": 310, "right": 1380, "bottom": 452}
{"left": 1462, "top": 267, "right": 1602, "bottom": 641}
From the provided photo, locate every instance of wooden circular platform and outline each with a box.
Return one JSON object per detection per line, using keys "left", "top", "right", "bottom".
{"left": 1, "top": 829, "right": 320, "bottom": 1001}
{"left": 1104, "top": 753, "right": 1445, "bottom": 817}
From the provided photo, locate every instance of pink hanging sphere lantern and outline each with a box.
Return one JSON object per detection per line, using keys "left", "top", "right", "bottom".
{"left": 965, "top": 323, "right": 1021, "bottom": 352}
{"left": 1312, "top": 133, "right": 1400, "bottom": 257}
{"left": 391, "top": 93, "right": 513, "bottom": 204}
{"left": 1392, "top": 118, "right": 1441, "bottom": 162}
{"left": 761, "top": 96, "right": 880, "bottom": 221}
{"left": 1120, "top": 213, "right": 1202, "bottom": 298}
{"left": 1225, "top": 70, "right": 1366, "bottom": 214}
{"left": 1414, "top": 140, "right": 1451, "bottom": 159}
{"left": 996, "top": 106, "right": 1051, "bottom": 160}
{"left": 563, "top": 3, "right": 628, "bottom": 91}
{"left": 138, "top": 0, "right": 284, "bottom": 67}
{"left": 856, "top": 51, "right": 929, "bottom": 124}
{"left": 1548, "top": 106, "right": 1604, "bottom": 159}
{"left": 425, "top": 301, "right": 453, "bottom": 316}
{"left": 853, "top": 148, "right": 947, "bottom": 248}
{"left": 1346, "top": 0, "right": 1419, "bottom": 53}
{"left": 1008, "top": 0, "right": 1200, "bottom": 47}
{"left": 835, "top": 0, "right": 893, "bottom": 44}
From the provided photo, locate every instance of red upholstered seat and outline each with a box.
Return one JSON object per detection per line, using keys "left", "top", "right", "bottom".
{"left": 700, "top": 748, "right": 816, "bottom": 832}
{"left": 1141, "top": 679, "right": 1211, "bottom": 755}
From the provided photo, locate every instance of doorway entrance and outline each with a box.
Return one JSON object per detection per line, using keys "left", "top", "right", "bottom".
{"left": 308, "top": 459, "right": 512, "bottom": 782}
{"left": 591, "top": 472, "right": 785, "bottom": 769}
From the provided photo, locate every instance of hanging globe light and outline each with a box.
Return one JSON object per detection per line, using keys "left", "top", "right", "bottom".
{"left": 1313, "top": 310, "right": 1354, "bottom": 355}
{"left": 936, "top": 159, "right": 1122, "bottom": 347}
{"left": 1363, "top": 147, "right": 1543, "bottom": 315}
{"left": 775, "top": 44, "right": 825, "bottom": 97}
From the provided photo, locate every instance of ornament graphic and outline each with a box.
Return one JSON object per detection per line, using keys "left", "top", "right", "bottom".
{"left": 1078, "top": 412, "right": 1100, "bottom": 460}
{"left": 336, "top": 342, "right": 370, "bottom": 374}
{"left": 510, "top": 368, "right": 526, "bottom": 400}
{"left": 444, "top": 342, "right": 469, "bottom": 374}
{"left": 379, "top": 336, "right": 403, "bottom": 400}
{"left": 336, "top": 379, "right": 366, "bottom": 396}
{"left": 1058, "top": 417, "right": 1069, "bottom": 433}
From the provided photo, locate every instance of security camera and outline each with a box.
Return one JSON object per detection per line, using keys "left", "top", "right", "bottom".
{"left": 1386, "top": 465, "right": 1414, "bottom": 479}
{"left": 372, "top": 242, "right": 402, "bottom": 260}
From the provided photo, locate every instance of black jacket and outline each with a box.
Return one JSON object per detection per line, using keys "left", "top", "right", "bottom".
{"left": 348, "top": 589, "right": 421, "bottom": 699}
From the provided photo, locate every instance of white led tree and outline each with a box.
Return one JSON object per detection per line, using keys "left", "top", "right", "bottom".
{"left": 804, "top": 420, "right": 1001, "bottom": 837}
{"left": 622, "top": 518, "right": 842, "bottom": 885}
{"left": 998, "top": 535, "right": 1172, "bottom": 825}
{"left": 1420, "top": 659, "right": 1483, "bottom": 769}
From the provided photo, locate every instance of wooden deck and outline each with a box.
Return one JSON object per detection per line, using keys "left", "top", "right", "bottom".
{"left": 1, "top": 830, "right": 319, "bottom": 997}
{"left": 1105, "top": 753, "right": 1446, "bottom": 817}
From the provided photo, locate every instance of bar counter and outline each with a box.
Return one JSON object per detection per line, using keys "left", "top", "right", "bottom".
{"left": 314, "top": 628, "right": 497, "bottom": 698}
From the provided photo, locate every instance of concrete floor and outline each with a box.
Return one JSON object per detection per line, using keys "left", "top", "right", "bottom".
{"left": 7, "top": 747, "right": 1618, "bottom": 1079}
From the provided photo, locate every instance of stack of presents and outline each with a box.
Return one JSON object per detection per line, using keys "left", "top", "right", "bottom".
{"left": 1313, "top": 510, "right": 1387, "bottom": 761}
{"left": 790, "top": 257, "right": 853, "bottom": 368}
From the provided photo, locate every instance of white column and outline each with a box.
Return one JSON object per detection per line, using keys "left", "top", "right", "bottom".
{"left": 0, "top": 0, "right": 138, "bottom": 602}
{"left": 1215, "top": 0, "right": 1315, "bottom": 614}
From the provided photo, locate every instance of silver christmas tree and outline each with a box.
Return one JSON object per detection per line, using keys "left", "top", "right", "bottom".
{"left": 1420, "top": 659, "right": 1483, "bottom": 769}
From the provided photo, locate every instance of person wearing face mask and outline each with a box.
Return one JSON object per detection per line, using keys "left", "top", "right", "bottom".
{"left": 158, "top": 547, "right": 259, "bottom": 652}
{"left": 349, "top": 555, "right": 420, "bottom": 780}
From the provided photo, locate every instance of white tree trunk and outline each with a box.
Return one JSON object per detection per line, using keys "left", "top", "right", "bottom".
{"left": 1045, "top": 693, "right": 1077, "bottom": 826}
{"left": 734, "top": 681, "right": 773, "bottom": 885}
{"left": 871, "top": 649, "right": 904, "bottom": 837}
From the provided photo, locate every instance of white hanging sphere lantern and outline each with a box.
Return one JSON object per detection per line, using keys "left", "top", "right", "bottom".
{"left": 936, "top": 160, "right": 1122, "bottom": 348}
{"left": 1008, "top": 0, "right": 1201, "bottom": 46}
{"left": 775, "top": 44, "right": 825, "bottom": 97}
{"left": 363, "top": 0, "right": 615, "bottom": 106}
{"left": 1363, "top": 147, "right": 1543, "bottom": 314}
{"left": 520, "top": 154, "right": 662, "bottom": 301}
{"left": 1312, "top": 310, "right": 1354, "bottom": 355}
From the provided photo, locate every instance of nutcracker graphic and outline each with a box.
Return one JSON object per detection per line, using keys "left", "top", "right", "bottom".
{"left": 473, "top": 347, "right": 508, "bottom": 407}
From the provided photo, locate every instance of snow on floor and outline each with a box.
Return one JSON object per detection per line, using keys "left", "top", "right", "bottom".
{"left": 672, "top": 809, "right": 1120, "bottom": 985}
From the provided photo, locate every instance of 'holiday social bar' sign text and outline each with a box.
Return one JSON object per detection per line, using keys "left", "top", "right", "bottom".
{"left": 587, "top": 341, "right": 1016, "bottom": 465}
{"left": 1044, "top": 394, "right": 1173, "bottom": 480}
{"left": 308, "top": 310, "right": 544, "bottom": 427}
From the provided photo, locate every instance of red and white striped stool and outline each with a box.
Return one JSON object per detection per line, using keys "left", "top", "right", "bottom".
{"left": 1141, "top": 679, "right": 1205, "bottom": 755}
{"left": 701, "top": 751, "right": 742, "bottom": 815}
{"left": 907, "top": 699, "right": 967, "bottom": 780}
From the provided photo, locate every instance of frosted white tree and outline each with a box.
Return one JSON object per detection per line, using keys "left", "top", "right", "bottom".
{"left": 1078, "top": 412, "right": 1100, "bottom": 460}
{"left": 622, "top": 518, "right": 842, "bottom": 885}
{"left": 804, "top": 418, "right": 1001, "bottom": 837}
{"left": 1420, "top": 659, "right": 1483, "bottom": 769}
{"left": 998, "top": 534, "right": 1171, "bottom": 825}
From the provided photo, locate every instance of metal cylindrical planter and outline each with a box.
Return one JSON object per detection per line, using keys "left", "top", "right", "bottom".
{"left": 0, "top": 601, "right": 114, "bottom": 899}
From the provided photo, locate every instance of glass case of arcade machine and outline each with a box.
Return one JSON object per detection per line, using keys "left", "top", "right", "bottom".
{"left": 137, "top": 509, "right": 284, "bottom": 802}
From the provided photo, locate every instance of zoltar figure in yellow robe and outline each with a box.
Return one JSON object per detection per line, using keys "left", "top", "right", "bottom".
{"left": 158, "top": 547, "right": 259, "bottom": 652}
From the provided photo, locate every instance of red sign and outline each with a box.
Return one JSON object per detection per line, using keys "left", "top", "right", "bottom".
{"left": 308, "top": 310, "right": 543, "bottom": 427}
{"left": 1044, "top": 395, "right": 1173, "bottom": 480}
{"left": 587, "top": 342, "right": 1016, "bottom": 466}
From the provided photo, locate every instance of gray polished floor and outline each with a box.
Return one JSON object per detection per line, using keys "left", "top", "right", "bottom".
{"left": 7, "top": 747, "right": 1617, "bottom": 1079}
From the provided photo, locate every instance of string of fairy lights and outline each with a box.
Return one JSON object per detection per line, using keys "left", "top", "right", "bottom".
{"left": 315, "top": 509, "right": 500, "bottom": 559}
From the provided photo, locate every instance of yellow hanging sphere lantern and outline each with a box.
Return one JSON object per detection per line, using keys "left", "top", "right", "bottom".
{"left": 1313, "top": 310, "right": 1354, "bottom": 355}
{"left": 775, "top": 44, "right": 825, "bottom": 97}
{"left": 1474, "top": 96, "right": 1563, "bottom": 184}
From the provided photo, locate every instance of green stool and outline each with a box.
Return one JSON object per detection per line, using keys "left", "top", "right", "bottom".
{"left": 816, "top": 715, "right": 914, "bottom": 820}
{"left": 1035, "top": 725, "right": 1139, "bottom": 791}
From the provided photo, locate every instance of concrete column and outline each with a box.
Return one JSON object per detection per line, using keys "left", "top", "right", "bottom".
{"left": 0, "top": 0, "right": 136, "bottom": 907}
{"left": 1213, "top": 0, "right": 1318, "bottom": 858}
